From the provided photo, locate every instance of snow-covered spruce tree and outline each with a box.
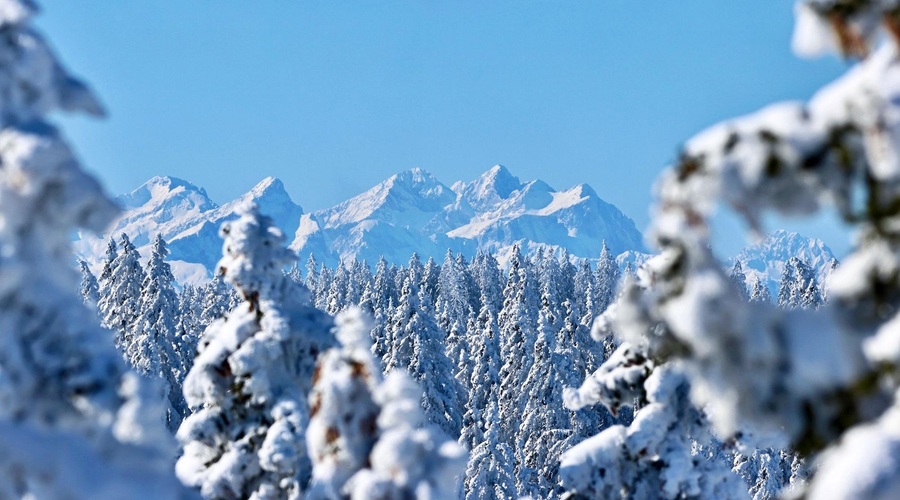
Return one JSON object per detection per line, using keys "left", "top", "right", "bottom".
{"left": 80, "top": 258, "right": 100, "bottom": 307}
{"left": 562, "top": 359, "right": 746, "bottom": 498}
{"left": 729, "top": 260, "right": 750, "bottom": 301}
{"left": 749, "top": 277, "right": 772, "bottom": 304}
{"left": 343, "top": 371, "right": 467, "bottom": 499}
{"left": 422, "top": 256, "right": 441, "bottom": 306}
{"left": 459, "top": 297, "right": 503, "bottom": 452}
{"left": 306, "top": 308, "right": 382, "bottom": 499}
{"left": 307, "top": 307, "right": 468, "bottom": 500}
{"left": 99, "top": 235, "right": 118, "bottom": 285}
{"left": 384, "top": 275, "right": 462, "bottom": 437}
{"left": 176, "top": 283, "right": 202, "bottom": 376}
{"left": 573, "top": 259, "right": 596, "bottom": 326}
{"left": 566, "top": 3, "right": 900, "bottom": 497}
{"left": 134, "top": 234, "right": 188, "bottom": 430}
{"left": 176, "top": 204, "right": 334, "bottom": 498}
{"left": 497, "top": 244, "right": 538, "bottom": 441}
{"left": 594, "top": 240, "right": 621, "bottom": 314}
{"left": 464, "top": 402, "right": 517, "bottom": 500}
{"left": 305, "top": 253, "right": 319, "bottom": 292}
{"left": 0, "top": 1, "right": 182, "bottom": 495}
{"left": 198, "top": 274, "right": 232, "bottom": 330}
{"left": 516, "top": 298, "right": 569, "bottom": 497}
{"left": 472, "top": 250, "right": 503, "bottom": 315}
{"left": 98, "top": 233, "right": 146, "bottom": 356}
{"left": 436, "top": 250, "right": 473, "bottom": 386}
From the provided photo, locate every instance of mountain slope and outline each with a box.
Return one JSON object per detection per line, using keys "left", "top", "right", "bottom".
{"left": 75, "top": 176, "right": 303, "bottom": 284}
{"left": 290, "top": 165, "right": 646, "bottom": 267}
{"left": 732, "top": 230, "right": 838, "bottom": 296}
{"left": 77, "top": 166, "right": 647, "bottom": 282}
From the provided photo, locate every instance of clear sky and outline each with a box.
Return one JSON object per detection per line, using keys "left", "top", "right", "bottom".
{"left": 39, "top": 1, "right": 852, "bottom": 255}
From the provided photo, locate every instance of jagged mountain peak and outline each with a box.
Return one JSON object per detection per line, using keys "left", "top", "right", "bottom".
{"left": 116, "top": 175, "right": 213, "bottom": 211}
{"left": 385, "top": 167, "right": 450, "bottom": 197}
{"left": 470, "top": 164, "right": 522, "bottom": 200}
{"left": 733, "top": 230, "right": 837, "bottom": 296}
{"left": 226, "top": 176, "right": 300, "bottom": 212}
{"left": 78, "top": 165, "right": 651, "bottom": 283}
{"left": 322, "top": 167, "right": 455, "bottom": 228}
{"left": 249, "top": 176, "right": 284, "bottom": 195}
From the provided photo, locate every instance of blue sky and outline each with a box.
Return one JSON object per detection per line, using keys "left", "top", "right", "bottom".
{"left": 40, "top": 1, "right": 852, "bottom": 255}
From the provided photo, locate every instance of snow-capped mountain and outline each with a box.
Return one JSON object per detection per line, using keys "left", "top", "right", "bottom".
{"left": 75, "top": 175, "right": 303, "bottom": 284}
{"left": 75, "top": 166, "right": 647, "bottom": 283}
{"left": 290, "top": 165, "right": 646, "bottom": 267}
{"left": 75, "top": 168, "right": 843, "bottom": 291}
{"left": 732, "top": 229, "right": 838, "bottom": 296}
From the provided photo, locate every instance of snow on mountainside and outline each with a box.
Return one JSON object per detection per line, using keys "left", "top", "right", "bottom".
{"left": 75, "top": 166, "right": 648, "bottom": 284}
{"left": 75, "top": 176, "right": 303, "bottom": 284}
{"left": 291, "top": 165, "right": 647, "bottom": 267}
{"left": 74, "top": 169, "right": 840, "bottom": 290}
{"left": 732, "top": 229, "right": 838, "bottom": 296}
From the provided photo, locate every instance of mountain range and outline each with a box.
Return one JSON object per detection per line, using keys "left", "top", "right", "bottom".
{"left": 74, "top": 165, "right": 837, "bottom": 289}
{"left": 732, "top": 229, "right": 838, "bottom": 297}
{"left": 76, "top": 165, "right": 646, "bottom": 283}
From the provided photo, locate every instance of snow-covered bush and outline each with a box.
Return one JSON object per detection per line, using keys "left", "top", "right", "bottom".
{"left": 0, "top": 0, "right": 182, "bottom": 496}
{"left": 564, "top": 2, "right": 900, "bottom": 498}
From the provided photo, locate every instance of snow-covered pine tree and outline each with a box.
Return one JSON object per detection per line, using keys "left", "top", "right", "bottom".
{"left": 594, "top": 240, "right": 621, "bottom": 314}
{"left": 343, "top": 371, "right": 467, "bottom": 499}
{"left": 472, "top": 250, "right": 503, "bottom": 314}
{"left": 176, "top": 283, "right": 201, "bottom": 376}
{"left": 288, "top": 262, "right": 303, "bottom": 284}
{"left": 306, "top": 308, "right": 382, "bottom": 499}
{"left": 176, "top": 204, "right": 334, "bottom": 498}
{"left": 459, "top": 297, "right": 503, "bottom": 452}
{"left": 133, "top": 234, "right": 187, "bottom": 430}
{"left": 573, "top": 259, "right": 596, "bottom": 326}
{"left": 497, "top": 244, "right": 537, "bottom": 442}
{"left": 437, "top": 250, "right": 473, "bottom": 385}
{"left": 0, "top": 1, "right": 181, "bottom": 495}
{"left": 325, "top": 261, "right": 352, "bottom": 315}
{"left": 796, "top": 259, "right": 822, "bottom": 310}
{"left": 730, "top": 260, "right": 750, "bottom": 301}
{"left": 820, "top": 258, "right": 839, "bottom": 303}
{"left": 384, "top": 275, "right": 462, "bottom": 437}
{"left": 346, "top": 259, "right": 372, "bottom": 307}
{"left": 557, "top": 298, "right": 606, "bottom": 436}
{"left": 464, "top": 402, "right": 517, "bottom": 500}
{"left": 567, "top": 4, "right": 900, "bottom": 497}
{"left": 750, "top": 277, "right": 772, "bottom": 304}
{"left": 305, "top": 253, "right": 319, "bottom": 292}
{"left": 315, "top": 263, "right": 334, "bottom": 310}
{"left": 80, "top": 259, "right": 100, "bottom": 307}
{"left": 732, "top": 447, "right": 795, "bottom": 500}
{"left": 422, "top": 256, "right": 441, "bottom": 306}
{"left": 198, "top": 274, "right": 231, "bottom": 329}
{"left": 367, "top": 257, "right": 397, "bottom": 364}
{"left": 98, "top": 233, "right": 146, "bottom": 356}
{"left": 99, "top": 236, "right": 118, "bottom": 285}
{"left": 776, "top": 257, "right": 798, "bottom": 308}
{"left": 562, "top": 360, "right": 747, "bottom": 498}
{"left": 777, "top": 257, "right": 822, "bottom": 310}
{"left": 516, "top": 265, "right": 573, "bottom": 497}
